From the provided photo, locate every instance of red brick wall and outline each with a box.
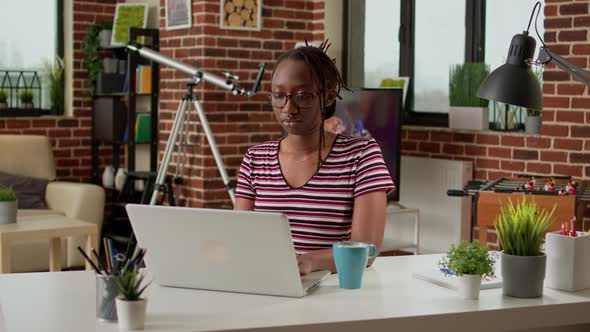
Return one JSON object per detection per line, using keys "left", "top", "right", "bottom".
{"left": 400, "top": 0, "right": 590, "bottom": 248}
{"left": 0, "top": 1, "right": 117, "bottom": 182}
{"left": 158, "top": 0, "right": 324, "bottom": 208}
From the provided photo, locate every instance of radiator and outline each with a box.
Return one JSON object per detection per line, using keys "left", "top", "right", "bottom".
{"left": 396, "top": 156, "right": 473, "bottom": 254}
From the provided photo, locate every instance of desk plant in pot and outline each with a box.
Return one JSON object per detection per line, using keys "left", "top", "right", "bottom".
{"left": 440, "top": 240, "right": 495, "bottom": 300}
{"left": 113, "top": 267, "right": 149, "bottom": 330}
{"left": 0, "top": 185, "right": 17, "bottom": 224}
{"left": 495, "top": 196, "right": 555, "bottom": 298}
{"left": 448, "top": 63, "right": 490, "bottom": 130}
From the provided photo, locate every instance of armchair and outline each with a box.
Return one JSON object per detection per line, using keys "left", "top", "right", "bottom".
{"left": 0, "top": 135, "right": 105, "bottom": 272}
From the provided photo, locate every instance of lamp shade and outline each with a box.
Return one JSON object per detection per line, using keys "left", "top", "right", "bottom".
{"left": 477, "top": 32, "right": 543, "bottom": 110}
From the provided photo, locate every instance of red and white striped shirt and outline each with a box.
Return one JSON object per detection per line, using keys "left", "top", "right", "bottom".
{"left": 236, "top": 135, "right": 396, "bottom": 253}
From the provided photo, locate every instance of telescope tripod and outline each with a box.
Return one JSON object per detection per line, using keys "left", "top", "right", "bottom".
{"left": 149, "top": 78, "right": 236, "bottom": 206}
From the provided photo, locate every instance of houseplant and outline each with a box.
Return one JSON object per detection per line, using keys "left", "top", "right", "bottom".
{"left": 0, "top": 90, "right": 8, "bottom": 109}
{"left": 113, "top": 268, "right": 150, "bottom": 330}
{"left": 18, "top": 89, "right": 34, "bottom": 109}
{"left": 82, "top": 22, "right": 112, "bottom": 97}
{"left": 525, "top": 67, "right": 543, "bottom": 134}
{"left": 448, "top": 63, "right": 490, "bottom": 130}
{"left": 43, "top": 56, "right": 65, "bottom": 115}
{"left": 440, "top": 240, "right": 495, "bottom": 299}
{"left": 0, "top": 185, "right": 17, "bottom": 224}
{"left": 495, "top": 196, "right": 555, "bottom": 297}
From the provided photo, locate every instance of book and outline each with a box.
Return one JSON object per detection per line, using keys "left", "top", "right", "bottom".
{"left": 413, "top": 268, "right": 502, "bottom": 291}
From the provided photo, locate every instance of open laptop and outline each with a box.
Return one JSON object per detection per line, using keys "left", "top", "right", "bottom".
{"left": 125, "top": 204, "right": 331, "bottom": 298}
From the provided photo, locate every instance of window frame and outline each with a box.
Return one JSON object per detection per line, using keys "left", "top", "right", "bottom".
{"left": 343, "top": 0, "right": 487, "bottom": 127}
{"left": 0, "top": 0, "right": 64, "bottom": 117}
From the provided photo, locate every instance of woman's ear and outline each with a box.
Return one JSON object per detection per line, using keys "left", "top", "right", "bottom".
{"left": 325, "top": 89, "right": 337, "bottom": 107}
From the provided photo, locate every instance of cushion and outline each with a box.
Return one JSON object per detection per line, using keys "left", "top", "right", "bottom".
{"left": 0, "top": 171, "right": 48, "bottom": 209}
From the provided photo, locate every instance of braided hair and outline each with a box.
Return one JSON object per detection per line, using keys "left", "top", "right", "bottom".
{"left": 273, "top": 40, "right": 349, "bottom": 171}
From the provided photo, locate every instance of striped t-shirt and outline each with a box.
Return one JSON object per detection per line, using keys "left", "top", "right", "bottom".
{"left": 236, "top": 135, "right": 396, "bottom": 253}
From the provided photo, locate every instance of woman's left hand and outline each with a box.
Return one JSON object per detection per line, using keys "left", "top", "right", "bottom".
{"left": 297, "top": 254, "right": 314, "bottom": 275}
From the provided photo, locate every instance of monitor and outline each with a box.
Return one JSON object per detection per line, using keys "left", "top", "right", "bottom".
{"left": 326, "top": 88, "right": 403, "bottom": 202}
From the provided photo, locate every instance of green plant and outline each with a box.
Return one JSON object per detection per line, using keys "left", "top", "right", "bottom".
{"left": 112, "top": 269, "right": 150, "bottom": 301}
{"left": 0, "top": 90, "right": 7, "bottom": 103}
{"left": 0, "top": 185, "right": 17, "bottom": 201}
{"left": 43, "top": 56, "right": 64, "bottom": 115}
{"left": 495, "top": 196, "right": 555, "bottom": 256}
{"left": 19, "top": 89, "right": 34, "bottom": 103}
{"left": 449, "top": 63, "right": 490, "bottom": 107}
{"left": 440, "top": 240, "right": 495, "bottom": 278}
{"left": 527, "top": 66, "right": 544, "bottom": 117}
{"left": 82, "top": 22, "right": 111, "bottom": 97}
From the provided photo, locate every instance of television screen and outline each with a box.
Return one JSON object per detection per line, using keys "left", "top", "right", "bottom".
{"left": 325, "top": 88, "right": 402, "bottom": 202}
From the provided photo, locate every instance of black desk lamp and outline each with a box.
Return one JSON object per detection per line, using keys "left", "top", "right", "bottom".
{"left": 477, "top": 1, "right": 590, "bottom": 110}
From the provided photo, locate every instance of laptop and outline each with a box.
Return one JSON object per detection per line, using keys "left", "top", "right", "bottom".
{"left": 125, "top": 204, "right": 331, "bottom": 298}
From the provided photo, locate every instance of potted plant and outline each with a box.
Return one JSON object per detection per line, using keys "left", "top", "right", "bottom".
{"left": 448, "top": 63, "right": 490, "bottom": 130}
{"left": 439, "top": 240, "right": 495, "bottom": 299}
{"left": 0, "top": 90, "right": 8, "bottom": 109}
{"left": 0, "top": 185, "right": 17, "bottom": 224}
{"left": 82, "top": 23, "right": 106, "bottom": 97}
{"left": 43, "top": 56, "right": 65, "bottom": 115}
{"left": 525, "top": 67, "right": 543, "bottom": 134}
{"left": 19, "top": 89, "right": 34, "bottom": 109}
{"left": 495, "top": 196, "right": 555, "bottom": 298}
{"left": 113, "top": 268, "right": 149, "bottom": 330}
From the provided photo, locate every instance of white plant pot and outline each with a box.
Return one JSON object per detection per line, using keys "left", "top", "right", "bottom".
{"left": 545, "top": 231, "right": 590, "bottom": 292}
{"left": 115, "top": 298, "right": 146, "bottom": 330}
{"left": 0, "top": 200, "right": 17, "bottom": 224}
{"left": 449, "top": 106, "right": 489, "bottom": 131}
{"left": 99, "top": 29, "right": 113, "bottom": 48}
{"left": 457, "top": 274, "right": 482, "bottom": 300}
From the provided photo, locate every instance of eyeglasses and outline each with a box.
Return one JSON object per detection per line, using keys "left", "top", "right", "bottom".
{"left": 266, "top": 91, "right": 320, "bottom": 109}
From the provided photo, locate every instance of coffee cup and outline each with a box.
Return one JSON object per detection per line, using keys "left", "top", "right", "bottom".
{"left": 333, "top": 241, "right": 377, "bottom": 289}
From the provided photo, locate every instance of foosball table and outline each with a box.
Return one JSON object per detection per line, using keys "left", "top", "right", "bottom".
{"left": 448, "top": 175, "right": 590, "bottom": 247}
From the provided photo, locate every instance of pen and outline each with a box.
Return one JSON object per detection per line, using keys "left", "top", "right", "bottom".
{"left": 102, "top": 238, "right": 112, "bottom": 273}
{"left": 76, "top": 246, "right": 102, "bottom": 275}
{"left": 91, "top": 248, "right": 108, "bottom": 274}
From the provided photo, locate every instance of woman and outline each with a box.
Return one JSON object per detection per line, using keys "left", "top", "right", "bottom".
{"left": 234, "top": 41, "right": 395, "bottom": 274}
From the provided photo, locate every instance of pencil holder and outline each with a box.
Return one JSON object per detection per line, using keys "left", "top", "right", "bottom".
{"left": 96, "top": 273, "right": 118, "bottom": 321}
{"left": 545, "top": 231, "right": 590, "bottom": 292}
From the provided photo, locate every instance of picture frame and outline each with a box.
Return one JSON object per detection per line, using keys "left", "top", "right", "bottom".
{"left": 111, "top": 3, "right": 149, "bottom": 46}
{"left": 220, "top": 0, "right": 262, "bottom": 31}
{"left": 165, "top": 0, "right": 192, "bottom": 30}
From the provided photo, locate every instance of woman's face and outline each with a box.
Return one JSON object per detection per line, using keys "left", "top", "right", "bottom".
{"left": 270, "top": 59, "right": 323, "bottom": 136}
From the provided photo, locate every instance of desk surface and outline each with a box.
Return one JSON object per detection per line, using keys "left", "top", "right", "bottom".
{"left": 1, "top": 254, "right": 590, "bottom": 332}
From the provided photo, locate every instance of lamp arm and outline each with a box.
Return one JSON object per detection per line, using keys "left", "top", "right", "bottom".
{"left": 538, "top": 47, "right": 590, "bottom": 88}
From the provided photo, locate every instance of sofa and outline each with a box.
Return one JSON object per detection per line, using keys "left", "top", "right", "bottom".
{"left": 0, "top": 135, "right": 105, "bottom": 272}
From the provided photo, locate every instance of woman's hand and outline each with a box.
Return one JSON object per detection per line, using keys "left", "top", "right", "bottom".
{"left": 297, "top": 254, "right": 314, "bottom": 275}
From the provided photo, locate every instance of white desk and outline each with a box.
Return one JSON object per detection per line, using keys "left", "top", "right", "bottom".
{"left": 1, "top": 255, "right": 590, "bottom": 332}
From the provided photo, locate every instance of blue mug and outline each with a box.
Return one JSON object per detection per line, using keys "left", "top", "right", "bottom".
{"left": 333, "top": 241, "right": 377, "bottom": 289}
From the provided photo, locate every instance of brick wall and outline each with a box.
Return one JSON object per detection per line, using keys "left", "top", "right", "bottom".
{"left": 0, "top": 1, "right": 117, "bottom": 182}
{"left": 158, "top": 0, "right": 324, "bottom": 208}
{"left": 400, "top": 0, "right": 590, "bottom": 248}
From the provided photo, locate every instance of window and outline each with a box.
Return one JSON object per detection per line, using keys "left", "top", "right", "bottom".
{"left": 344, "top": 0, "right": 544, "bottom": 126}
{"left": 0, "top": 0, "right": 63, "bottom": 113}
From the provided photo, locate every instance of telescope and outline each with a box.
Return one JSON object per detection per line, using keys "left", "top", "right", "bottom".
{"left": 126, "top": 42, "right": 267, "bottom": 205}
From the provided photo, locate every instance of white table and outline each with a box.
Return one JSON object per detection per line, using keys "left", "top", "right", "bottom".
{"left": 1, "top": 255, "right": 590, "bottom": 332}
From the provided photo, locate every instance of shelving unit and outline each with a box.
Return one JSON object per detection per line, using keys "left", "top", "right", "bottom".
{"left": 91, "top": 28, "right": 159, "bottom": 181}
{"left": 90, "top": 28, "right": 160, "bottom": 244}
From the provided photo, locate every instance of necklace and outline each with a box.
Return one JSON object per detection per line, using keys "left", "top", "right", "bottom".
{"left": 283, "top": 140, "right": 318, "bottom": 163}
